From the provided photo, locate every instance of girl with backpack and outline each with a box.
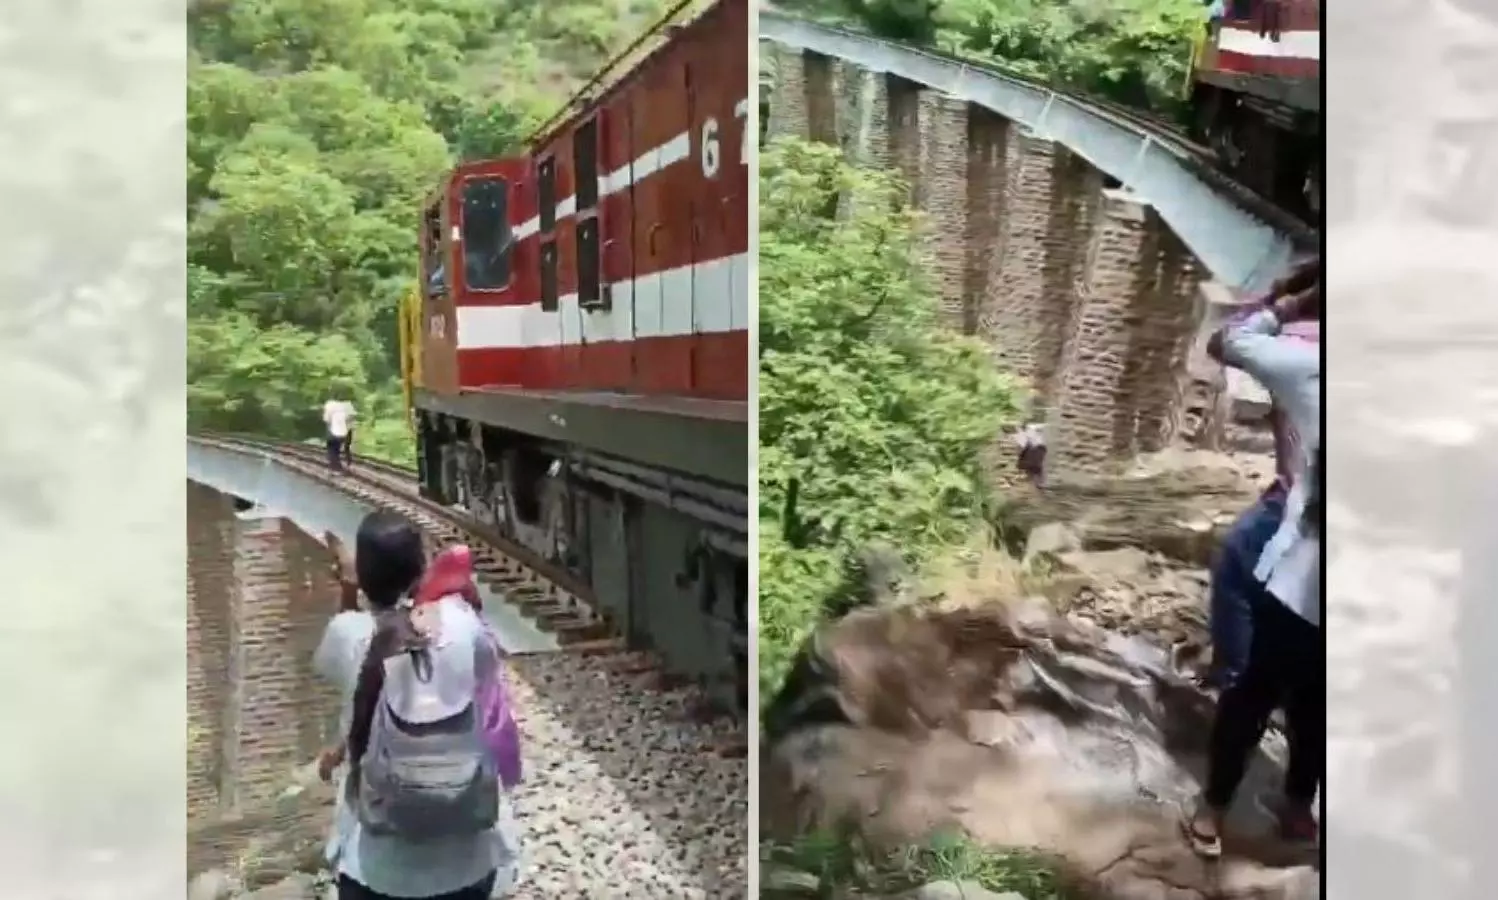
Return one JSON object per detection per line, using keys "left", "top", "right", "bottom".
{"left": 317, "top": 512, "right": 521, "bottom": 900}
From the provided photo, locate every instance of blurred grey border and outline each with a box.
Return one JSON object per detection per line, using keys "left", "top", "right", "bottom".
{"left": 1327, "top": 1, "right": 1498, "bottom": 898}
{"left": 0, "top": 0, "right": 187, "bottom": 897}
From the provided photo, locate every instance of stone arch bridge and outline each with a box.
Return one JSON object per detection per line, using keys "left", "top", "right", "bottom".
{"left": 760, "top": 10, "right": 1314, "bottom": 477}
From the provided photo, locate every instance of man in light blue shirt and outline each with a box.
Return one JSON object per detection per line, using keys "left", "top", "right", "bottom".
{"left": 1204, "top": 256, "right": 1320, "bottom": 690}
{"left": 1186, "top": 277, "right": 1322, "bottom": 858}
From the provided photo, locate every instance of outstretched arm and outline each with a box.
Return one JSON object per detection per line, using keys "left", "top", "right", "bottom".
{"left": 1206, "top": 284, "right": 1320, "bottom": 424}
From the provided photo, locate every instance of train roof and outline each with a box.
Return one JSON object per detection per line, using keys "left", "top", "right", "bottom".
{"left": 525, "top": 0, "right": 720, "bottom": 152}
{"left": 426, "top": 0, "right": 726, "bottom": 207}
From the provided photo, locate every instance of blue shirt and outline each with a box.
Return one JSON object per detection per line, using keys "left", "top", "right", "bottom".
{"left": 1219, "top": 309, "right": 1322, "bottom": 626}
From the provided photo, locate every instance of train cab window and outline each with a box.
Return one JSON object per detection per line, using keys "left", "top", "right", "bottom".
{"left": 574, "top": 119, "right": 599, "bottom": 211}
{"left": 460, "top": 176, "right": 512, "bottom": 290}
{"left": 539, "top": 158, "right": 557, "bottom": 233}
{"left": 577, "top": 217, "right": 604, "bottom": 309}
{"left": 422, "top": 203, "right": 444, "bottom": 297}
{"left": 540, "top": 239, "right": 558, "bottom": 312}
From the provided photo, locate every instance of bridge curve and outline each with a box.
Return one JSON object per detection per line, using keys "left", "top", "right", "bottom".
{"left": 760, "top": 11, "right": 1311, "bottom": 476}
{"left": 761, "top": 10, "right": 1305, "bottom": 293}
{"left": 187, "top": 437, "right": 558, "bottom": 653}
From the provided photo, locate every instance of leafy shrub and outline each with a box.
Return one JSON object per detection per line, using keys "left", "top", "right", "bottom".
{"left": 779, "top": 0, "right": 1206, "bottom": 116}
{"left": 758, "top": 138, "right": 1023, "bottom": 699}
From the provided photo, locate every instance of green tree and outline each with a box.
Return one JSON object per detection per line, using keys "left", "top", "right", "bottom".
{"left": 188, "top": 0, "right": 687, "bottom": 466}
{"left": 935, "top": 0, "right": 1204, "bottom": 112}
{"left": 758, "top": 138, "right": 1023, "bottom": 697}
{"left": 845, "top": 0, "right": 942, "bottom": 44}
{"left": 781, "top": 0, "right": 1205, "bottom": 115}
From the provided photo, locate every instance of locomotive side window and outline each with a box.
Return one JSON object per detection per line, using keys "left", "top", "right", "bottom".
{"left": 540, "top": 239, "right": 559, "bottom": 312}
{"left": 539, "top": 157, "right": 557, "bottom": 233}
{"left": 460, "top": 176, "right": 512, "bottom": 290}
{"left": 577, "top": 217, "right": 603, "bottom": 309}
{"left": 574, "top": 119, "right": 599, "bottom": 210}
{"left": 422, "top": 203, "right": 444, "bottom": 297}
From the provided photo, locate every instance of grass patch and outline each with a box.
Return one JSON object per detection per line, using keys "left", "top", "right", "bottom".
{"left": 765, "top": 828, "right": 1078, "bottom": 899}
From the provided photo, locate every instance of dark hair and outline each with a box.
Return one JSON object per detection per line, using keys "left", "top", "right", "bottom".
{"left": 354, "top": 510, "right": 425, "bottom": 609}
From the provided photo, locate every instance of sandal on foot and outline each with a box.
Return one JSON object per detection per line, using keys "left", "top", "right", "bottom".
{"left": 1182, "top": 810, "right": 1223, "bottom": 859}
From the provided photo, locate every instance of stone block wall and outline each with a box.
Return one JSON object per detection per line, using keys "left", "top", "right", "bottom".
{"left": 835, "top": 60, "right": 889, "bottom": 169}
{"left": 187, "top": 483, "right": 344, "bottom": 823}
{"left": 1037, "top": 149, "right": 1103, "bottom": 414}
{"left": 764, "top": 47, "right": 1215, "bottom": 479}
{"left": 1131, "top": 228, "right": 1206, "bottom": 453}
{"left": 963, "top": 108, "right": 1008, "bottom": 338}
{"left": 1047, "top": 190, "right": 1154, "bottom": 477}
{"left": 187, "top": 482, "right": 235, "bottom": 820}
{"left": 916, "top": 93, "right": 971, "bottom": 327}
{"left": 763, "top": 43, "right": 808, "bottom": 140}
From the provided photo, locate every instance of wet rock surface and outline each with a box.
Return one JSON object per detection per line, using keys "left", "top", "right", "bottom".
{"left": 763, "top": 454, "right": 1319, "bottom": 900}
{"left": 1008, "top": 450, "right": 1277, "bottom": 676}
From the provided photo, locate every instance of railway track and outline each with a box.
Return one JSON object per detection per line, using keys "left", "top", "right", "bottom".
{"left": 197, "top": 433, "right": 748, "bottom": 736}
{"left": 205, "top": 433, "right": 614, "bottom": 648}
{"left": 192, "top": 432, "right": 749, "bottom": 896}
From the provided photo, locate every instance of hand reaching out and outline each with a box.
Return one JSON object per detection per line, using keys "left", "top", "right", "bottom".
{"left": 317, "top": 744, "right": 346, "bottom": 783}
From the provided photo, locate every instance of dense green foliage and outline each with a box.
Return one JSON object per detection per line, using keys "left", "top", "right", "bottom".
{"left": 187, "top": 0, "right": 674, "bottom": 463}
{"left": 784, "top": 0, "right": 1206, "bottom": 114}
{"left": 758, "top": 139, "right": 1022, "bottom": 699}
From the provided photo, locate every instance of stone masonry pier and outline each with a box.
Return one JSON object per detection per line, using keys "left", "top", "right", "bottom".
{"left": 187, "top": 479, "right": 342, "bottom": 825}
{"left": 762, "top": 35, "right": 1289, "bottom": 479}
{"left": 186, "top": 478, "right": 345, "bottom": 885}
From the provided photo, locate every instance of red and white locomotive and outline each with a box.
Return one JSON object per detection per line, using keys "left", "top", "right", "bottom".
{"left": 1189, "top": 0, "right": 1322, "bottom": 219}
{"left": 400, "top": 0, "right": 748, "bottom": 707}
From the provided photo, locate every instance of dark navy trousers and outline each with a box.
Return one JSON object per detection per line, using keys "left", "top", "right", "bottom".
{"left": 1207, "top": 483, "right": 1288, "bottom": 688}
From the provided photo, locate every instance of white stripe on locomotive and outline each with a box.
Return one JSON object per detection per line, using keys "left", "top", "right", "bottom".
{"left": 455, "top": 252, "right": 749, "bottom": 349}
{"left": 1217, "top": 27, "right": 1320, "bottom": 61}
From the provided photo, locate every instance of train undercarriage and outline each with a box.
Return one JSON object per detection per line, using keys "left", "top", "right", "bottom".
{"left": 1189, "top": 80, "right": 1322, "bottom": 223}
{"left": 413, "top": 393, "right": 749, "bottom": 715}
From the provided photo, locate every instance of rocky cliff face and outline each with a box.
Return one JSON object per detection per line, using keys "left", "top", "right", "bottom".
{"left": 761, "top": 530, "right": 1318, "bottom": 900}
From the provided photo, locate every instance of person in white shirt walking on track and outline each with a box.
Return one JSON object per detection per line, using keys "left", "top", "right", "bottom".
{"left": 323, "top": 395, "right": 357, "bottom": 472}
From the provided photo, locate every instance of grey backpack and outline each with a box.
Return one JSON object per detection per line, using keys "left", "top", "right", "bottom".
{"left": 352, "top": 603, "right": 499, "bottom": 839}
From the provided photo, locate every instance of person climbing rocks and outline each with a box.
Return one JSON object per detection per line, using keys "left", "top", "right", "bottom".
{"left": 1186, "top": 272, "right": 1322, "bottom": 858}
{"left": 1015, "top": 422, "right": 1047, "bottom": 487}
{"left": 1204, "top": 255, "right": 1321, "bottom": 692}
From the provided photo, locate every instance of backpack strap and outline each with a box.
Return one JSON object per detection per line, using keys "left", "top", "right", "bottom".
{"left": 348, "top": 602, "right": 426, "bottom": 766}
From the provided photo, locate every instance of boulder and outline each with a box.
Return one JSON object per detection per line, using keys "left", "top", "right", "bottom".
{"left": 242, "top": 873, "right": 320, "bottom": 900}
{"left": 762, "top": 593, "right": 1319, "bottom": 900}
{"left": 187, "top": 869, "right": 239, "bottom": 900}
